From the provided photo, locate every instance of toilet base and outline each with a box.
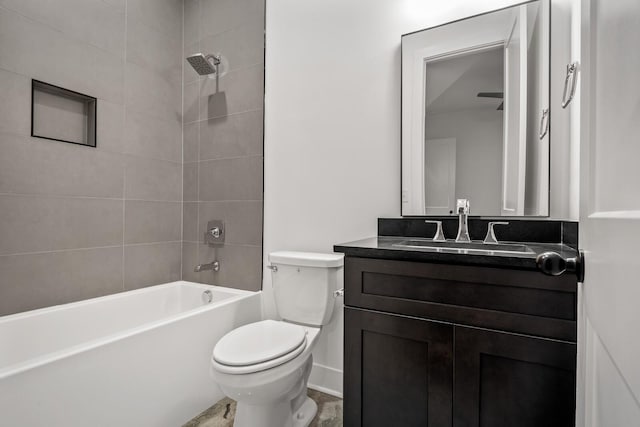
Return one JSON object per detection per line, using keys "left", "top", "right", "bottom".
{"left": 291, "top": 396, "right": 318, "bottom": 427}
{"left": 229, "top": 357, "right": 317, "bottom": 427}
{"left": 233, "top": 395, "right": 317, "bottom": 427}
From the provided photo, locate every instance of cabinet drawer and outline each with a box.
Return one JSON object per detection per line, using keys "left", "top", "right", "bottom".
{"left": 344, "top": 257, "right": 577, "bottom": 341}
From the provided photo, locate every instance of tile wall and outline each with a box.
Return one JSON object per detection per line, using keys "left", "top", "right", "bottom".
{"left": 0, "top": 0, "right": 184, "bottom": 315}
{"left": 181, "top": 0, "right": 264, "bottom": 291}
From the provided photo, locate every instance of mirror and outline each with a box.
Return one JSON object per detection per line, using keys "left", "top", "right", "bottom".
{"left": 401, "top": 0, "right": 550, "bottom": 217}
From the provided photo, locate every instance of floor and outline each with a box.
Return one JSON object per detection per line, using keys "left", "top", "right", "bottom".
{"left": 182, "top": 388, "right": 343, "bottom": 427}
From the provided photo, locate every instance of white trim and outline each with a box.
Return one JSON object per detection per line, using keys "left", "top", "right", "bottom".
{"left": 588, "top": 211, "right": 640, "bottom": 220}
{"left": 308, "top": 363, "right": 343, "bottom": 398}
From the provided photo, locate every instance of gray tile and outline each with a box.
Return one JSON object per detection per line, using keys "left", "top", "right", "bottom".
{"left": 198, "top": 156, "right": 263, "bottom": 201}
{"left": 199, "top": 110, "right": 263, "bottom": 161}
{"left": 0, "top": 69, "right": 30, "bottom": 135}
{"left": 124, "top": 200, "right": 181, "bottom": 244}
{"left": 92, "top": 48, "right": 125, "bottom": 105}
{"left": 125, "top": 62, "right": 181, "bottom": 120}
{"left": 127, "top": 0, "right": 182, "bottom": 40}
{"left": 97, "top": 100, "right": 125, "bottom": 153}
{"left": 198, "top": 201, "right": 262, "bottom": 245}
{"left": 0, "top": 195, "right": 123, "bottom": 256}
{"left": 183, "top": 80, "right": 200, "bottom": 123}
{"left": 199, "top": 0, "right": 265, "bottom": 39}
{"left": 181, "top": 241, "right": 202, "bottom": 283}
{"left": 198, "top": 243, "right": 262, "bottom": 291}
{"left": 183, "top": 162, "right": 198, "bottom": 202}
{"left": 0, "top": 246, "right": 123, "bottom": 316}
{"left": 0, "top": 0, "right": 126, "bottom": 57}
{"left": 124, "top": 242, "right": 182, "bottom": 290}
{"left": 183, "top": 0, "right": 200, "bottom": 50}
{"left": 102, "top": 0, "right": 126, "bottom": 12}
{"left": 124, "top": 110, "right": 182, "bottom": 162}
{"left": 0, "top": 8, "right": 123, "bottom": 104}
{"left": 183, "top": 202, "right": 199, "bottom": 242}
{"left": 126, "top": 17, "right": 181, "bottom": 78}
{"left": 0, "top": 133, "right": 124, "bottom": 198}
{"left": 199, "top": 64, "right": 264, "bottom": 120}
{"left": 125, "top": 155, "right": 182, "bottom": 201}
{"left": 200, "top": 21, "right": 264, "bottom": 74}
{"left": 183, "top": 121, "right": 199, "bottom": 163}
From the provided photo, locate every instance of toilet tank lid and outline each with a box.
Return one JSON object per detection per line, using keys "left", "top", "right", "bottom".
{"left": 269, "top": 251, "right": 344, "bottom": 268}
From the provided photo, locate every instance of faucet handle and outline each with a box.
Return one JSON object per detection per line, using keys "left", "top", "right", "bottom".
{"left": 456, "top": 199, "right": 470, "bottom": 214}
{"left": 484, "top": 221, "right": 509, "bottom": 244}
{"left": 424, "top": 220, "right": 446, "bottom": 242}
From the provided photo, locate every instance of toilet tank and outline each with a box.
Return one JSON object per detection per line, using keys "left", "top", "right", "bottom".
{"left": 269, "top": 251, "right": 344, "bottom": 326}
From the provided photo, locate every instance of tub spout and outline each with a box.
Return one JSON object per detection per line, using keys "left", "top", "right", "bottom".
{"left": 195, "top": 261, "right": 220, "bottom": 272}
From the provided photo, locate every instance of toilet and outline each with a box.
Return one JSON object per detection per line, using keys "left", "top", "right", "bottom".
{"left": 210, "top": 251, "right": 344, "bottom": 427}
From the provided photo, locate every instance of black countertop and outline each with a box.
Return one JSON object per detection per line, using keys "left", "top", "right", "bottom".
{"left": 334, "top": 236, "right": 579, "bottom": 272}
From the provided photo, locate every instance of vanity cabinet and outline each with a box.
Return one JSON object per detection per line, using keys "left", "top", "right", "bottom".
{"left": 343, "top": 256, "right": 577, "bottom": 427}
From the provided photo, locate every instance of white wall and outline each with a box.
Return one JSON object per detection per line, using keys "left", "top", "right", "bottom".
{"left": 426, "top": 109, "right": 504, "bottom": 215}
{"left": 264, "top": 0, "right": 529, "bottom": 396}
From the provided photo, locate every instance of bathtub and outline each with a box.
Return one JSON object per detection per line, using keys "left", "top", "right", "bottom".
{"left": 0, "top": 281, "right": 261, "bottom": 427}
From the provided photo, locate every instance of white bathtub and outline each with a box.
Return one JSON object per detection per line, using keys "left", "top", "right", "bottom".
{"left": 0, "top": 281, "right": 261, "bottom": 427}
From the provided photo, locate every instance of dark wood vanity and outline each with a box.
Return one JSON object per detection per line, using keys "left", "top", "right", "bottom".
{"left": 336, "top": 228, "right": 578, "bottom": 427}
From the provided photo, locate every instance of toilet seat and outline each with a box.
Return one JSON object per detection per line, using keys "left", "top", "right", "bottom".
{"left": 212, "top": 320, "right": 308, "bottom": 374}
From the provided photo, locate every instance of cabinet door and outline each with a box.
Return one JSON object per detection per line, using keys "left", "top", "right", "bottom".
{"left": 454, "top": 326, "right": 576, "bottom": 427}
{"left": 344, "top": 307, "right": 453, "bottom": 427}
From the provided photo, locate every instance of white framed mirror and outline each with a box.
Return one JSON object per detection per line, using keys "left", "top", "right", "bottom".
{"left": 401, "top": 0, "right": 550, "bottom": 217}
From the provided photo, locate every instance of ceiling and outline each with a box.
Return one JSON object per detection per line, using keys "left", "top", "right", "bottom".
{"left": 425, "top": 46, "right": 504, "bottom": 115}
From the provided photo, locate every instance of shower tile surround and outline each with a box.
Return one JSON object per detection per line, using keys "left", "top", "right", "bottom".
{"left": 181, "top": 0, "right": 265, "bottom": 292}
{"left": 0, "top": 0, "right": 265, "bottom": 315}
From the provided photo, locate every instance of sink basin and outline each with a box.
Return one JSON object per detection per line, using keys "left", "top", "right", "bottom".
{"left": 392, "top": 239, "right": 535, "bottom": 256}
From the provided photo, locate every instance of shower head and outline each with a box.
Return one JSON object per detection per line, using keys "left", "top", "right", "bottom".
{"left": 186, "top": 53, "right": 220, "bottom": 75}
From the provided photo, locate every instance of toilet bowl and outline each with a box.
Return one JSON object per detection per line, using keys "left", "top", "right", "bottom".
{"left": 209, "top": 251, "right": 343, "bottom": 427}
{"left": 210, "top": 320, "right": 321, "bottom": 427}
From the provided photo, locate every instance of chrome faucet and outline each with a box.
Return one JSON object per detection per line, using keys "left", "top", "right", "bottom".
{"left": 194, "top": 260, "right": 220, "bottom": 272}
{"left": 455, "top": 199, "right": 471, "bottom": 243}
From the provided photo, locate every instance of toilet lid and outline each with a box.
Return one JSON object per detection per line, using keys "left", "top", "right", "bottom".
{"left": 213, "top": 320, "right": 307, "bottom": 366}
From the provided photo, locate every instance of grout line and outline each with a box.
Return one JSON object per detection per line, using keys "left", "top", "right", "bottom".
{"left": 185, "top": 200, "right": 264, "bottom": 203}
{"left": 200, "top": 154, "right": 264, "bottom": 162}
{"left": 122, "top": 0, "right": 128, "bottom": 292}
{"left": 0, "top": 240, "right": 186, "bottom": 258}
{"left": 123, "top": 241, "right": 184, "bottom": 247}
{"left": 0, "top": 245, "right": 124, "bottom": 258}
{"left": 182, "top": 107, "right": 264, "bottom": 125}
{"left": 194, "top": 0, "right": 202, "bottom": 273}
{"left": 180, "top": 0, "right": 185, "bottom": 281}
{"left": 183, "top": 241, "right": 263, "bottom": 248}
{"left": 0, "top": 193, "right": 182, "bottom": 203}
{"left": 184, "top": 154, "right": 264, "bottom": 164}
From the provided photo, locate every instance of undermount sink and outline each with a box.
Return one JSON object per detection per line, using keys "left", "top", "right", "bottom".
{"left": 392, "top": 239, "right": 535, "bottom": 256}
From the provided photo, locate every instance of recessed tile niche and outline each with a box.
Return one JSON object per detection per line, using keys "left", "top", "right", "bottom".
{"left": 31, "top": 80, "right": 97, "bottom": 147}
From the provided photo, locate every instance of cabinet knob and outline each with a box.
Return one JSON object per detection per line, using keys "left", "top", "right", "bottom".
{"left": 536, "top": 251, "right": 584, "bottom": 281}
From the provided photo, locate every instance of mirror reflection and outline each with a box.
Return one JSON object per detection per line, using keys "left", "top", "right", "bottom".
{"left": 402, "top": 0, "right": 550, "bottom": 216}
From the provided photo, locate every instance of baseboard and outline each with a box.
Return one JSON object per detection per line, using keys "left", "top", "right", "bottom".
{"left": 308, "top": 363, "right": 343, "bottom": 398}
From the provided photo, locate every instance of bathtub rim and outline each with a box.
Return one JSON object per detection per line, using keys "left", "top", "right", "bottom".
{"left": 0, "top": 281, "right": 260, "bottom": 380}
